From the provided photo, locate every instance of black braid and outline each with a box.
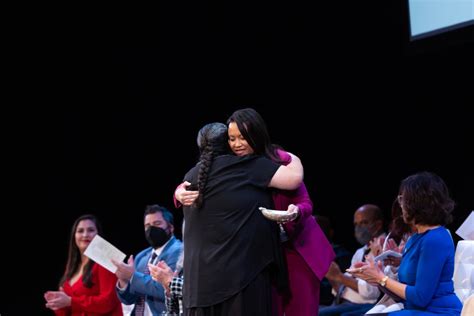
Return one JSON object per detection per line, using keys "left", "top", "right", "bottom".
{"left": 193, "top": 122, "right": 229, "bottom": 209}
{"left": 195, "top": 144, "right": 214, "bottom": 208}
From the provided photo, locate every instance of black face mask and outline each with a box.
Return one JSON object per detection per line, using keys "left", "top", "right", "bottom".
{"left": 145, "top": 226, "right": 170, "bottom": 249}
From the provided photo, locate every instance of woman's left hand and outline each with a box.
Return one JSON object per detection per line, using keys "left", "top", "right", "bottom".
{"left": 148, "top": 261, "right": 173, "bottom": 295}
{"left": 278, "top": 204, "right": 299, "bottom": 224}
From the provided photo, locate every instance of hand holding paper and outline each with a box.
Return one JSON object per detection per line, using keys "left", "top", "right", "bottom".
{"left": 84, "top": 234, "right": 126, "bottom": 273}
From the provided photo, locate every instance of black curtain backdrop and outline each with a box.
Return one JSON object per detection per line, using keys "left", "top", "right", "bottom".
{"left": 4, "top": 1, "right": 473, "bottom": 315}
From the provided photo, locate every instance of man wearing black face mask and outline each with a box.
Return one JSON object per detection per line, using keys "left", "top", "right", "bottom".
{"left": 320, "top": 204, "right": 385, "bottom": 316}
{"left": 113, "top": 204, "right": 183, "bottom": 315}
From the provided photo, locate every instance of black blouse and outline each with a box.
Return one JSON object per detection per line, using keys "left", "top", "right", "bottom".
{"left": 182, "top": 154, "right": 281, "bottom": 308}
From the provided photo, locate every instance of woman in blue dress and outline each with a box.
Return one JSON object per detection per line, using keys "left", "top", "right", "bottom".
{"left": 350, "top": 171, "right": 462, "bottom": 315}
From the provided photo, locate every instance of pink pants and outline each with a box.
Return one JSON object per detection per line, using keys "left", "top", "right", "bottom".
{"left": 275, "top": 248, "right": 320, "bottom": 316}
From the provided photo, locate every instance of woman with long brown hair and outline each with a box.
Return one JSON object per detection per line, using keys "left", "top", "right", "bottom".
{"left": 44, "top": 214, "right": 123, "bottom": 315}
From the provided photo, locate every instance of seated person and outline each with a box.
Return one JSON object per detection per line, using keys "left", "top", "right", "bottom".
{"left": 113, "top": 205, "right": 183, "bottom": 315}
{"left": 44, "top": 214, "right": 123, "bottom": 316}
{"left": 319, "top": 204, "right": 385, "bottom": 316}
{"left": 350, "top": 172, "right": 462, "bottom": 315}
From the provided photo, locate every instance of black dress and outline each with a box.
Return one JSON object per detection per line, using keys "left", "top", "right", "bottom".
{"left": 182, "top": 154, "right": 284, "bottom": 316}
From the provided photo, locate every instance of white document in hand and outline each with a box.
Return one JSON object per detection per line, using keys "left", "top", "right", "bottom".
{"left": 84, "top": 234, "right": 126, "bottom": 273}
{"left": 455, "top": 211, "right": 474, "bottom": 240}
{"left": 374, "top": 250, "right": 402, "bottom": 262}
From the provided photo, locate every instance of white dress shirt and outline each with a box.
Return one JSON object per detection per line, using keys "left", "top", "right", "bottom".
{"left": 341, "top": 235, "right": 386, "bottom": 304}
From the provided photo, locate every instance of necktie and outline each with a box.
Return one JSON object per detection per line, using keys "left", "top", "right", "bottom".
{"left": 135, "top": 252, "right": 158, "bottom": 316}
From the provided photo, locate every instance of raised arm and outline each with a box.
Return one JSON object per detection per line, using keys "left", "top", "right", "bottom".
{"left": 269, "top": 152, "right": 303, "bottom": 190}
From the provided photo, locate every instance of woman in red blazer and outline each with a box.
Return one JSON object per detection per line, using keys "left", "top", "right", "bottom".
{"left": 44, "top": 214, "right": 123, "bottom": 316}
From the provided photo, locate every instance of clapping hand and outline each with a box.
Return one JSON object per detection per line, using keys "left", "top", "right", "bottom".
{"left": 148, "top": 260, "right": 173, "bottom": 295}
{"left": 347, "top": 256, "right": 385, "bottom": 286}
{"left": 44, "top": 288, "right": 71, "bottom": 310}
{"left": 112, "top": 255, "right": 135, "bottom": 287}
{"left": 382, "top": 238, "right": 403, "bottom": 267}
{"left": 369, "top": 235, "right": 385, "bottom": 257}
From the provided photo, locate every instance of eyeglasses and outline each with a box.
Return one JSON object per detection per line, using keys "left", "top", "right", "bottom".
{"left": 397, "top": 195, "right": 403, "bottom": 206}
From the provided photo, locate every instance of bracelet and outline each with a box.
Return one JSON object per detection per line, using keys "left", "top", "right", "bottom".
{"left": 379, "top": 275, "right": 389, "bottom": 287}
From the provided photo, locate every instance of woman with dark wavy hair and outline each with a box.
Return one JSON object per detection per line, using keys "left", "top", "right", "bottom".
{"left": 350, "top": 171, "right": 462, "bottom": 315}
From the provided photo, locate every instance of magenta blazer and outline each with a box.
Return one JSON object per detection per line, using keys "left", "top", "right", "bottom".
{"left": 274, "top": 150, "right": 335, "bottom": 281}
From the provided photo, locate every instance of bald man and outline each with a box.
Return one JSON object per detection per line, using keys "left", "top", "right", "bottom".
{"left": 319, "top": 204, "right": 385, "bottom": 316}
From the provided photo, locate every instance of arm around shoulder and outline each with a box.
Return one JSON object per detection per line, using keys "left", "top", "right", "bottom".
{"left": 269, "top": 152, "right": 303, "bottom": 190}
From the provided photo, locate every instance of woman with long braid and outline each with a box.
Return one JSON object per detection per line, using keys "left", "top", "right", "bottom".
{"left": 177, "top": 108, "right": 335, "bottom": 315}
{"left": 180, "top": 122, "right": 303, "bottom": 316}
